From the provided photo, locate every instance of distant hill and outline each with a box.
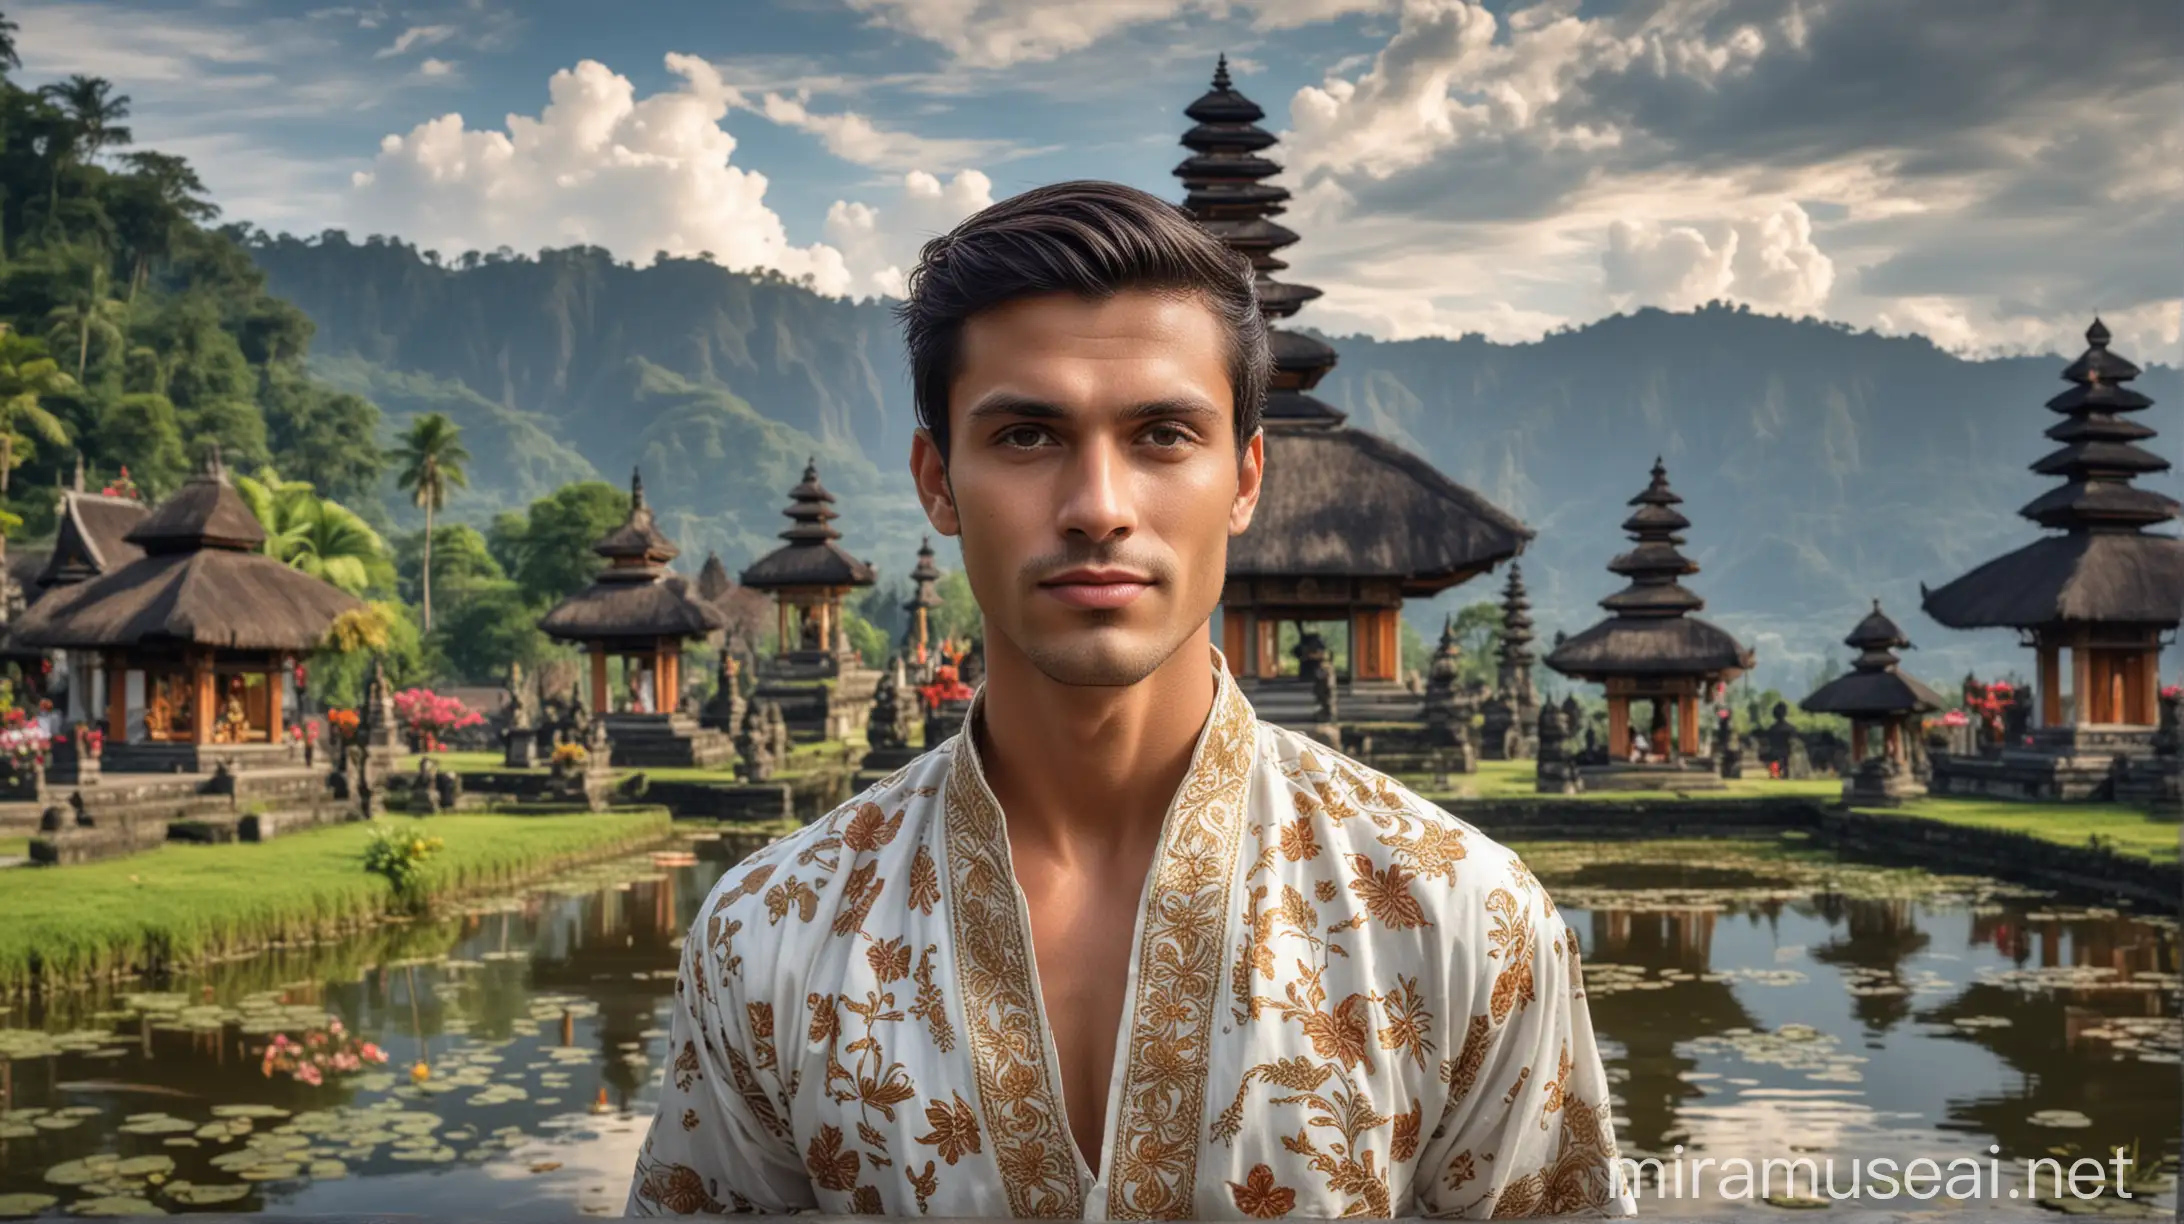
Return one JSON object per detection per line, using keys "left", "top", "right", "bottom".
{"left": 248, "top": 233, "right": 2183, "bottom": 693}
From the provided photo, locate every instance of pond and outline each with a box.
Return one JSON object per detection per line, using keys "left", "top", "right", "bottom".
{"left": 0, "top": 831, "right": 2176, "bottom": 1217}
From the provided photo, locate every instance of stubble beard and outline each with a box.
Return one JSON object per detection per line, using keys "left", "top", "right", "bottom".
{"left": 1010, "top": 612, "right": 1193, "bottom": 688}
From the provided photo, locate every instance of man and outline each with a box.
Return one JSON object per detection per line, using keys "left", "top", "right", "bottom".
{"left": 628, "top": 181, "right": 1634, "bottom": 1218}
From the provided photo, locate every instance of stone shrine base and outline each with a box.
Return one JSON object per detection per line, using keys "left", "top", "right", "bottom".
{"left": 1577, "top": 762, "right": 1726, "bottom": 792}
{"left": 1928, "top": 724, "right": 2157, "bottom": 801}
{"left": 103, "top": 741, "right": 306, "bottom": 774}
{"left": 603, "top": 712, "right": 734, "bottom": 768}
{"left": 1841, "top": 764, "right": 1926, "bottom": 808}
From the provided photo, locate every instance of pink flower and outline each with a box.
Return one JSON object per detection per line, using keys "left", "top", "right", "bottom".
{"left": 296, "top": 1064, "right": 322, "bottom": 1087}
{"left": 359, "top": 1042, "right": 385, "bottom": 1064}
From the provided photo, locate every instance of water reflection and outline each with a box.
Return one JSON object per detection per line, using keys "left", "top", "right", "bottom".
{"left": 0, "top": 833, "right": 2175, "bottom": 1218}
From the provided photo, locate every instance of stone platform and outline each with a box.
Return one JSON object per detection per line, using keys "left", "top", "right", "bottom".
{"left": 103, "top": 741, "right": 307, "bottom": 774}
{"left": 1576, "top": 762, "right": 1726, "bottom": 792}
{"left": 604, "top": 712, "right": 734, "bottom": 768}
{"left": 1928, "top": 724, "right": 2157, "bottom": 801}
{"left": 1237, "top": 677, "right": 1422, "bottom": 731}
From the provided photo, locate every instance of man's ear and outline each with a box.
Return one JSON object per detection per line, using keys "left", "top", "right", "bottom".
{"left": 1229, "top": 428, "right": 1265, "bottom": 536}
{"left": 910, "top": 428, "right": 961, "bottom": 536}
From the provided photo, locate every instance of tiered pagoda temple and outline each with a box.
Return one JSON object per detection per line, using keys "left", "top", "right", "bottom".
{"left": 1175, "top": 56, "right": 1529, "bottom": 696}
{"left": 538, "top": 469, "right": 732, "bottom": 767}
{"left": 740, "top": 459, "right": 880, "bottom": 739}
{"left": 1803, "top": 600, "right": 1943, "bottom": 805}
{"left": 1921, "top": 319, "right": 2184, "bottom": 797}
{"left": 901, "top": 536, "right": 943, "bottom": 672}
{"left": 1545, "top": 459, "right": 1754, "bottom": 774}
{"left": 1481, "top": 562, "right": 1541, "bottom": 758}
{"left": 13, "top": 448, "right": 362, "bottom": 772}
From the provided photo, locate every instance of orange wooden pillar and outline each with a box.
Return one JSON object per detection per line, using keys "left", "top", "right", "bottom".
{"left": 1884, "top": 721, "right": 1902, "bottom": 762}
{"left": 590, "top": 644, "right": 609, "bottom": 715}
{"left": 1607, "top": 694, "right": 1630, "bottom": 759}
{"left": 2071, "top": 636, "right": 2092, "bottom": 725}
{"left": 193, "top": 659, "right": 215, "bottom": 746}
{"left": 1256, "top": 618, "right": 1277, "bottom": 678}
{"left": 106, "top": 655, "right": 128, "bottom": 741}
{"left": 1220, "top": 609, "right": 1247, "bottom": 676}
{"left": 1679, "top": 690, "right": 1700, "bottom": 756}
{"left": 267, "top": 669, "right": 284, "bottom": 744}
{"left": 1851, "top": 721, "right": 1868, "bottom": 762}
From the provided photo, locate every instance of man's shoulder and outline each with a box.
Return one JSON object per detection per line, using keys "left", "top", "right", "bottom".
{"left": 694, "top": 741, "right": 954, "bottom": 932}
{"left": 1252, "top": 717, "right": 1542, "bottom": 905}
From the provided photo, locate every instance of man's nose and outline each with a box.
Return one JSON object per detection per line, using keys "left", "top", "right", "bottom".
{"left": 1055, "top": 437, "right": 1136, "bottom": 543}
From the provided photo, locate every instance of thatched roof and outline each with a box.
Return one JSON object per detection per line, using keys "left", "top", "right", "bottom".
{"left": 13, "top": 450, "right": 361, "bottom": 653}
{"left": 1925, "top": 319, "right": 2184, "bottom": 627}
{"left": 38, "top": 491, "right": 148, "bottom": 589}
{"left": 1802, "top": 600, "right": 1945, "bottom": 716}
{"left": 1542, "top": 616, "right": 1754, "bottom": 681}
{"left": 1230, "top": 427, "right": 1530, "bottom": 594}
{"left": 696, "top": 552, "right": 733, "bottom": 604}
{"left": 539, "top": 571, "right": 726, "bottom": 644}
{"left": 595, "top": 468, "right": 677, "bottom": 562}
{"left": 1545, "top": 458, "right": 1754, "bottom": 681}
{"left": 740, "top": 459, "right": 877, "bottom": 592}
{"left": 1921, "top": 531, "right": 2184, "bottom": 629}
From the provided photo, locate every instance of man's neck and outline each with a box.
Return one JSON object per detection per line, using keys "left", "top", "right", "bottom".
{"left": 974, "top": 631, "right": 1217, "bottom": 869}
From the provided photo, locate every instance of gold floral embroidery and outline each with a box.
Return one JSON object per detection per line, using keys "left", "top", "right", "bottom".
{"left": 1279, "top": 816, "right": 1320, "bottom": 862}
{"left": 1344, "top": 854, "right": 1429, "bottom": 931}
{"left": 943, "top": 736, "right": 1082, "bottom": 1218}
{"left": 908, "top": 1160, "right": 939, "bottom": 1215}
{"left": 915, "top": 1093, "right": 984, "bottom": 1165}
{"left": 909, "top": 945, "right": 956, "bottom": 1053}
{"left": 805, "top": 1124, "right": 861, "bottom": 1192}
{"left": 672, "top": 1040, "right": 700, "bottom": 1091}
{"left": 631, "top": 1157, "right": 730, "bottom": 1214}
{"left": 1228, "top": 1163, "right": 1298, "bottom": 1218}
{"left": 1439, "top": 1014, "right": 1493, "bottom": 1109}
{"left": 907, "top": 845, "right": 942, "bottom": 914}
{"left": 1484, "top": 889, "right": 1537, "bottom": 1024}
{"left": 1484, "top": 1088, "right": 1623, "bottom": 1217}
{"left": 680, "top": 1108, "right": 699, "bottom": 1131}
{"left": 764, "top": 875, "right": 820, "bottom": 925}
{"left": 843, "top": 802, "right": 905, "bottom": 852}
{"left": 1373, "top": 975, "right": 1436, "bottom": 1071}
{"left": 868, "top": 936, "right": 912, "bottom": 983}
{"left": 1391, "top": 1100, "right": 1422, "bottom": 1163}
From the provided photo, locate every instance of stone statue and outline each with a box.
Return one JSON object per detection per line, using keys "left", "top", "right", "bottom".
{"left": 766, "top": 700, "right": 791, "bottom": 764}
{"left": 867, "top": 658, "right": 907, "bottom": 751}
{"left": 416, "top": 757, "right": 443, "bottom": 814}
{"left": 2001, "top": 688, "right": 2032, "bottom": 745}
{"left": 1535, "top": 705, "right": 1581, "bottom": 795}
{"left": 1716, "top": 707, "right": 1744, "bottom": 779}
{"left": 1311, "top": 657, "right": 1337, "bottom": 724}
{"left": 738, "top": 701, "right": 775, "bottom": 781}
{"left": 1763, "top": 702, "right": 1798, "bottom": 770}
{"left": 1784, "top": 735, "right": 1814, "bottom": 781}
{"left": 702, "top": 651, "right": 746, "bottom": 734}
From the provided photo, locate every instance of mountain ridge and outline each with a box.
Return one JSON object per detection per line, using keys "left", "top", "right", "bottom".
{"left": 244, "top": 231, "right": 2183, "bottom": 693}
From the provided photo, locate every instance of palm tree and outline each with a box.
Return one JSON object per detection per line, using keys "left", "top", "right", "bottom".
{"left": 0, "top": 11, "right": 21, "bottom": 76}
{"left": 42, "top": 75, "right": 132, "bottom": 159}
{"left": 45, "top": 264, "right": 127, "bottom": 379}
{"left": 112, "top": 151, "right": 218, "bottom": 302}
{"left": 236, "top": 467, "right": 390, "bottom": 598}
{"left": 0, "top": 327, "right": 76, "bottom": 496}
{"left": 394, "top": 413, "right": 470, "bottom": 630}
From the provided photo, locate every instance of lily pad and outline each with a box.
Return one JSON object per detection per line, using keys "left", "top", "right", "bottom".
{"left": 210, "top": 1104, "right": 289, "bottom": 1120}
{"left": 111, "top": 1157, "right": 173, "bottom": 1179}
{"left": 67, "top": 1196, "right": 165, "bottom": 1217}
{"left": 47, "top": 1156, "right": 124, "bottom": 1187}
{"left": 0, "top": 1194, "right": 59, "bottom": 1218}
{"left": 2030, "top": 1110, "right": 2094, "bottom": 1128}
{"left": 307, "top": 1160, "right": 348, "bottom": 1180}
{"left": 162, "top": 1183, "right": 251, "bottom": 1206}
{"left": 117, "top": 1117, "right": 195, "bottom": 1136}
{"left": 234, "top": 1163, "right": 302, "bottom": 1183}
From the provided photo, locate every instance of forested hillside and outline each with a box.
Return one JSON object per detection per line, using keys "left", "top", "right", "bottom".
{"left": 251, "top": 231, "right": 2182, "bottom": 692}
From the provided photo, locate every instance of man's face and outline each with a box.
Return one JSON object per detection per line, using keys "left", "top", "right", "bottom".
{"left": 911, "top": 289, "right": 1263, "bottom": 688}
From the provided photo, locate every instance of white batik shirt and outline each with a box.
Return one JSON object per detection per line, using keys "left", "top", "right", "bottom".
{"left": 628, "top": 651, "right": 1635, "bottom": 1218}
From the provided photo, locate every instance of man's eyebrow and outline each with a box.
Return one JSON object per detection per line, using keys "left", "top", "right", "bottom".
{"left": 961, "top": 394, "right": 1223, "bottom": 423}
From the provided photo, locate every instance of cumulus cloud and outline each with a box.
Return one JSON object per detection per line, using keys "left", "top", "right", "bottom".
{"left": 346, "top": 55, "right": 855, "bottom": 293}
{"left": 1603, "top": 203, "right": 1833, "bottom": 316}
{"left": 843, "top": 0, "right": 1386, "bottom": 68}
{"left": 1258, "top": 0, "right": 2181, "bottom": 354}
{"left": 754, "top": 92, "right": 1011, "bottom": 172}
{"left": 824, "top": 169, "right": 996, "bottom": 298}
{"left": 346, "top": 55, "right": 999, "bottom": 300}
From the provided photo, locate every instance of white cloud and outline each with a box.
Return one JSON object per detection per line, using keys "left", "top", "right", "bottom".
{"left": 1603, "top": 203, "right": 1833, "bottom": 317}
{"left": 417, "top": 57, "right": 456, "bottom": 79}
{"left": 346, "top": 54, "right": 854, "bottom": 292}
{"left": 753, "top": 92, "right": 1010, "bottom": 172}
{"left": 346, "top": 54, "right": 998, "bottom": 302}
{"left": 823, "top": 169, "right": 996, "bottom": 298}
{"left": 843, "top": 0, "right": 1384, "bottom": 68}
{"left": 376, "top": 23, "right": 456, "bottom": 58}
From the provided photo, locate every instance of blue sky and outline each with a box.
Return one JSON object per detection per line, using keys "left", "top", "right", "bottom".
{"left": 18, "top": 0, "right": 2182, "bottom": 358}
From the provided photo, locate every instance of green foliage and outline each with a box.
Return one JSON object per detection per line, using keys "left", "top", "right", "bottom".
{"left": 426, "top": 578, "right": 554, "bottom": 684}
{"left": 929, "top": 569, "right": 981, "bottom": 646}
{"left": 841, "top": 605, "right": 890, "bottom": 669}
{"left": 394, "top": 411, "right": 470, "bottom": 630}
{"left": 1447, "top": 601, "right": 1505, "bottom": 687}
{"left": 312, "top": 602, "right": 424, "bottom": 709}
{"left": 0, "top": 41, "right": 386, "bottom": 531}
{"left": 493, "top": 480, "right": 629, "bottom": 607}
{"left": 361, "top": 825, "right": 443, "bottom": 911}
{"left": 396, "top": 522, "right": 504, "bottom": 606}
{"left": 235, "top": 466, "right": 393, "bottom": 596}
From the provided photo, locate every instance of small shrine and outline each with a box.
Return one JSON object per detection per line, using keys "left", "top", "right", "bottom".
{"left": 1544, "top": 458, "right": 1754, "bottom": 789}
{"left": 1480, "top": 563, "right": 1540, "bottom": 759}
{"left": 1921, "top": 320, "right": 2184, "bottom": 799}
{"left": 740, "top": 459, "right": 880, "bottom": 740}
{"left": 1172, "top": 56, "right": 1529, "bottom": 713}
{"left": 900, "top": 536, "right": 944, "bottom": 678}
{"left": 25, "top": 470, "right": 148, "bottom": 728}
{"left": 1801, "top": 601, "right": 1944, "bottom": 806}
{"left": 537, "top": 469, "right": 733, "bottom": 767}
{"left": 12, "top": 448, "right": 361, "bottom": 773}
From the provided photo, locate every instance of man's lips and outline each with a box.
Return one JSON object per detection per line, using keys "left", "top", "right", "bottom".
{"left": 1039, "top": 569, "right": 1154, "bottom": 610}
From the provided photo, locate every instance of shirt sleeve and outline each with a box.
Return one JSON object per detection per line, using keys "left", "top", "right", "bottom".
{"left": 1413, "top": 886, "right": 1636, "bottom": 1218}
{"left": 625, "top": 909, "right": 816, "bottom": 1215}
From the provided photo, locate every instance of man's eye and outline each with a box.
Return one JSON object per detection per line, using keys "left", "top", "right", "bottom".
{"left": 999, "top": 426, "right": 1048, "bottom": 449}
{"left": 1145, "top": 423, "right": 1196, "bottom": 448}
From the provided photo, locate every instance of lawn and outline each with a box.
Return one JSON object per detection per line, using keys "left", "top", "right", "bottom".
{"left": 0, "top": 836, "right": 27, "bottom": 860}
{"left": 0, "top": 809, "right": 674, "bottom": 994}
{"left": 436, "top": 737, "right": 867, "bottom": 784}
{"left": 1864, "top": 797, "right": 2181, "bottom": 864}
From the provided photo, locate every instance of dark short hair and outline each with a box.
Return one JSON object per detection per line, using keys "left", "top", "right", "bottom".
{"left": 895, "top": 179, "right": 1270, "bottom": 461}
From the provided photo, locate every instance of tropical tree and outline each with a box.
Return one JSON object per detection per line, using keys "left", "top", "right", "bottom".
{"left": 41, "top": 74, "right": 131, "bottom": 159}
{"left": 45, "top": 262, "right": 126, "bottom": 378}
{"left": 393, "top": 413, "right": 469, "bottom": 630}
{"left": 235, "top": 466, "right": 390, "bottom": 597}
{"left": 110, "top": 150, "right": 217, "bottom": 301}
{"left": 0, "top": 10, "right": 20, "bottom": 76}
{"left": 0, "top": 327, "right": 74, "bottom": 496}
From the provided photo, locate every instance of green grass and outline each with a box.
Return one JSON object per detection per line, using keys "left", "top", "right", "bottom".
{"left": 0, "top": 836, "right": 27, "bottom": 859}
{"left": 1417, "top": 758, "right": 1844, "bottom": 802}
{"left": 0, "top": 809, "right": 674, "bottom": 994}
{"left": 439, "top": 738, "right": 866, "bottom": 785}
{"left": 1863, "top": 797, "right": 2181, "bottom": 864}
